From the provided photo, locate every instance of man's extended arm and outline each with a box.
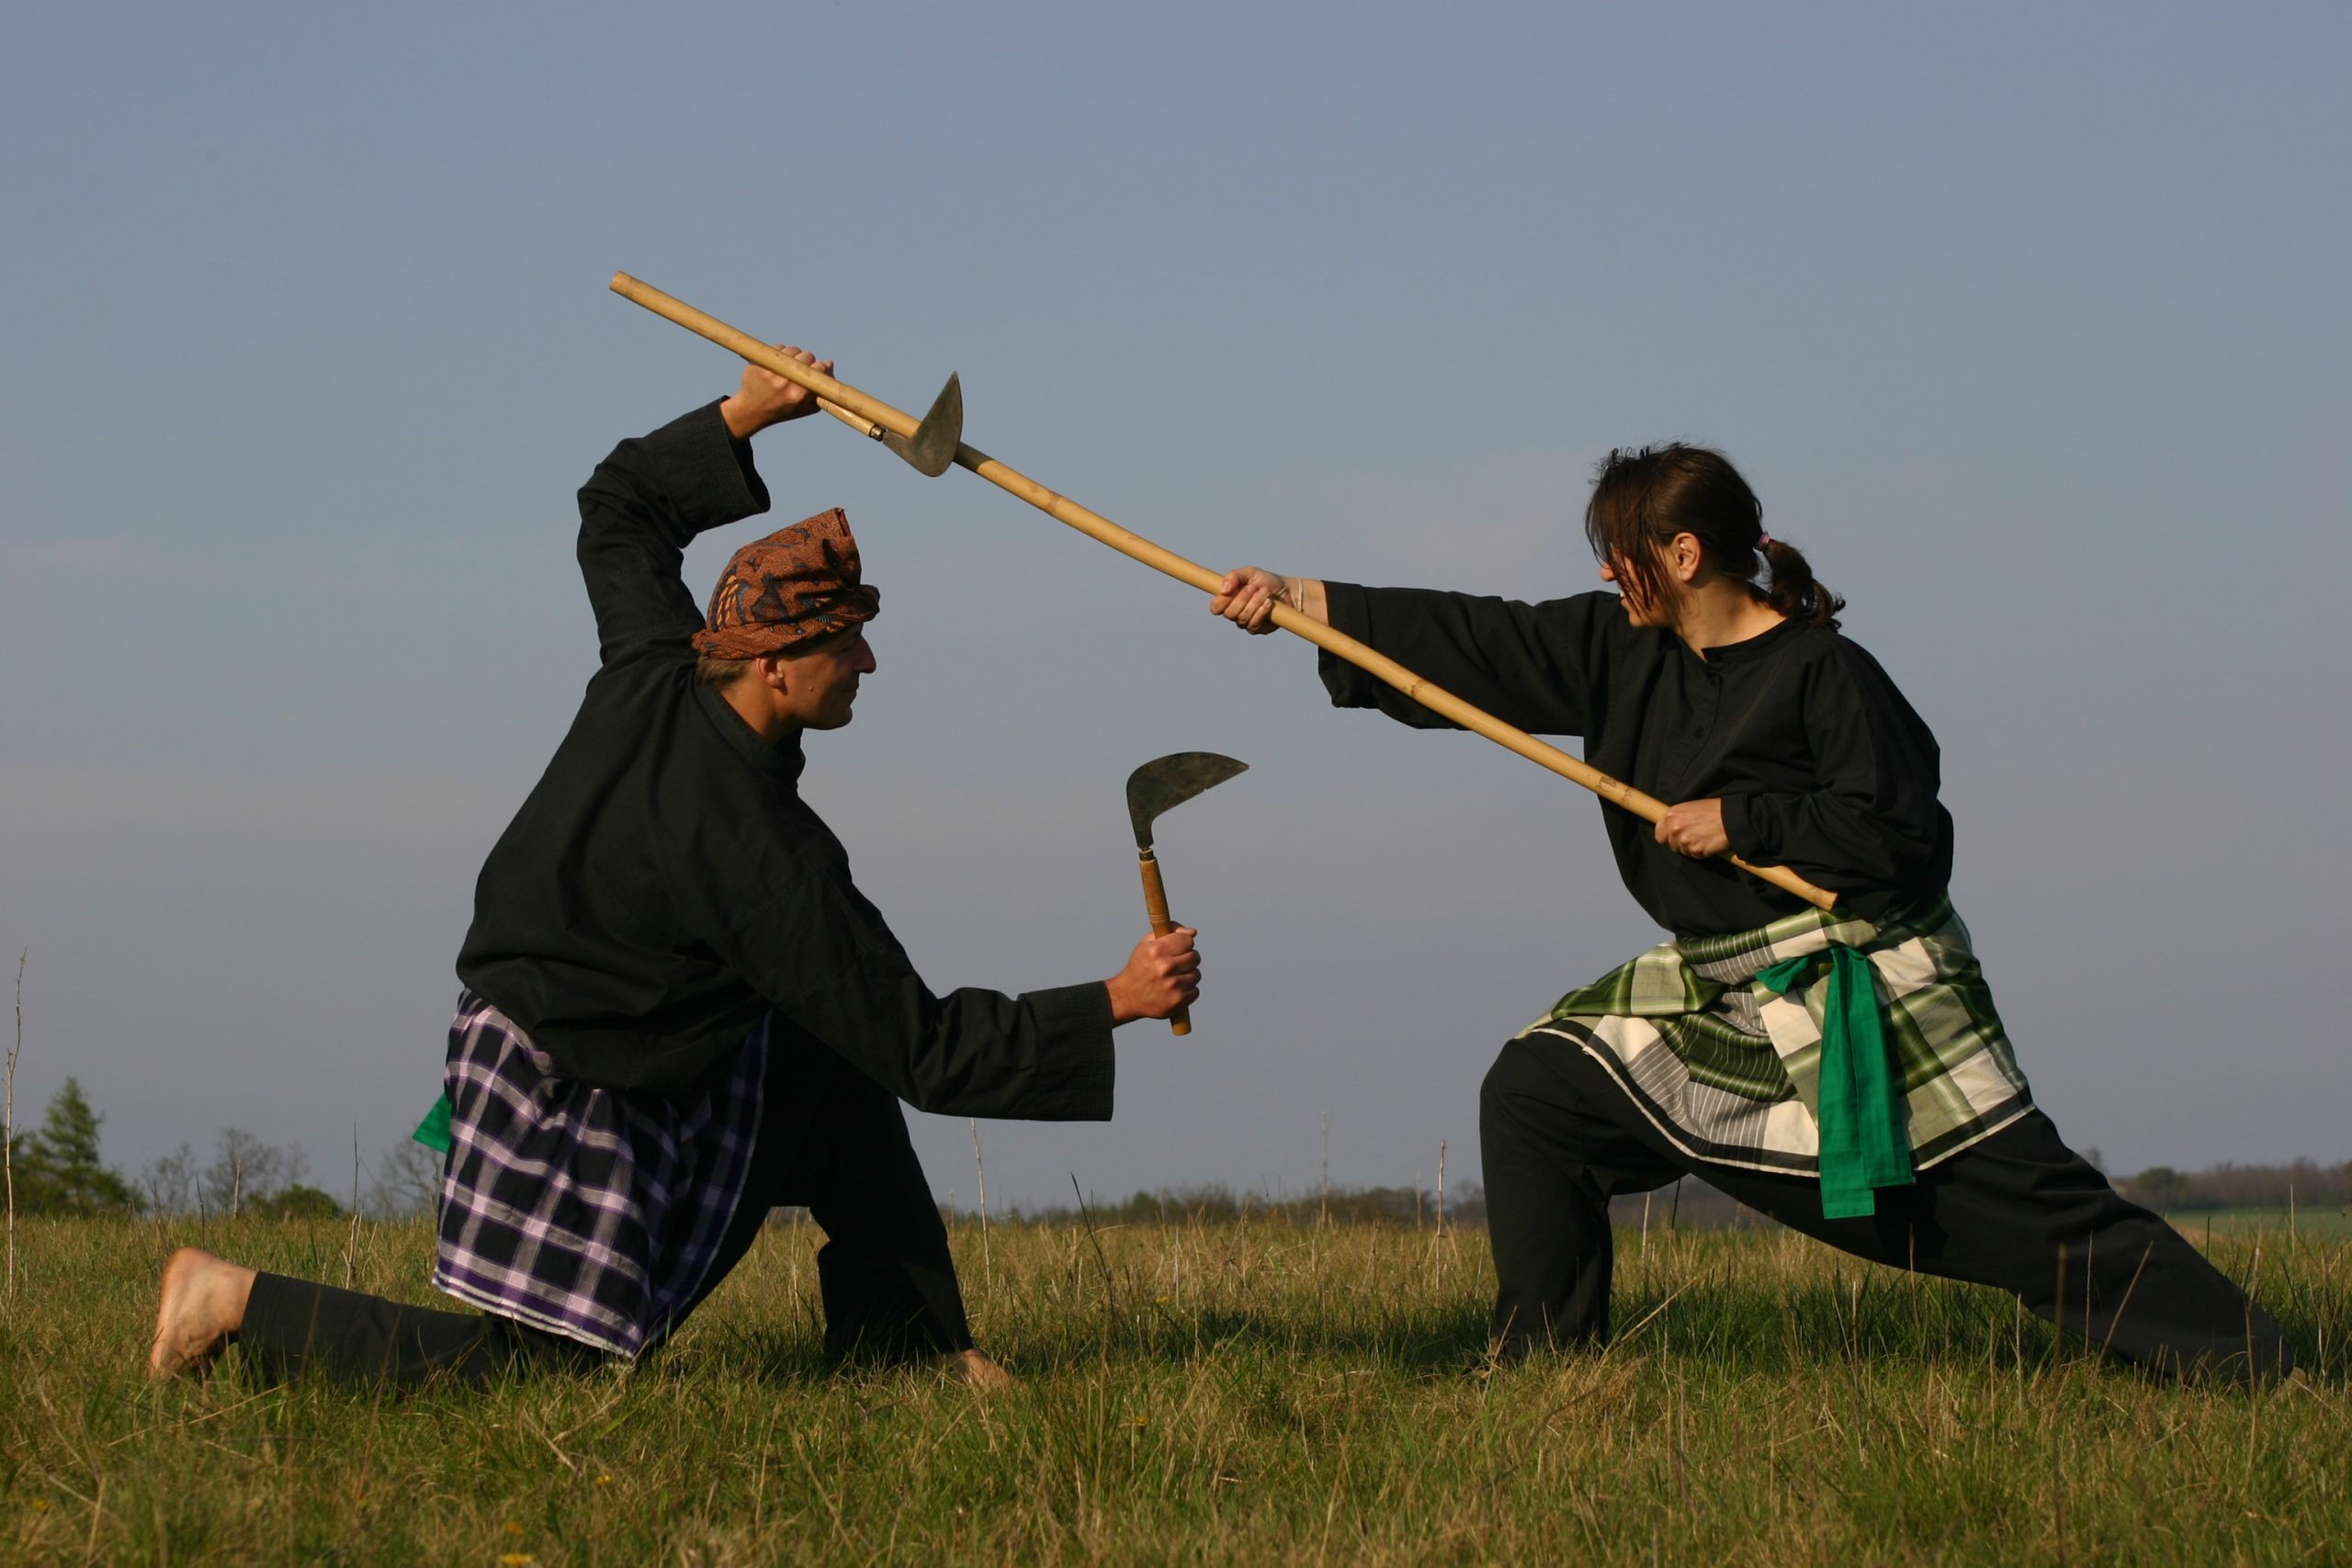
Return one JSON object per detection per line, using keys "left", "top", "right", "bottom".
{"left": 704, "top": 857, "right": 1198, "bottom": 1122}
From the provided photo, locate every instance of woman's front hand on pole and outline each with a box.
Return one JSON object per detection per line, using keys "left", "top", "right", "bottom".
{"left": 1211, "top": 568, "right": 1326, "bottom": 634}
{"left": 1655, "top": 799, "right": 1729, "bottom": 858}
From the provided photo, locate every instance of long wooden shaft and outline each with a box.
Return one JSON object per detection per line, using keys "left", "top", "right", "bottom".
{"left": 610, "top": 274, "right": 1838, "bottom": 911}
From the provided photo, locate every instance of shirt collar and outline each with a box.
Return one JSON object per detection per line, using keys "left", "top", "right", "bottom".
{"left": 693, "top": 681, "right": 808, "bottom": 784}
{"left": 1696, "top": 616, "right": 1805, "bottom": 666}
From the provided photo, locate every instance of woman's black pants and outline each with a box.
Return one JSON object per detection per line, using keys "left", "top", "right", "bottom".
{"left": 240, "top": 1043, "right": 970, "bottom": 1388}
{"left": 1478, "top": 1033, "right": 2291, "bottom": 1382}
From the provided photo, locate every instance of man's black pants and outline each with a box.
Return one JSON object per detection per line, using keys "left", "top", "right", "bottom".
{"left": 1479, "top": 1033, "right": 2291, "bottom": 1382}
{"left": 241, "top": 1042, "right": 970, "bottom": 1387}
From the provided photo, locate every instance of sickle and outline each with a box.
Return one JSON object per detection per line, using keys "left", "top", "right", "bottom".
{"left": 1125, "top": 752, "right": 1248, "bottom": 1036}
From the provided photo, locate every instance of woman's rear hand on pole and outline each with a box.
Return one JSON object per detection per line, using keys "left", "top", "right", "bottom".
{"left": 1655, "top": 799, "right": 1729, "bottom": 858}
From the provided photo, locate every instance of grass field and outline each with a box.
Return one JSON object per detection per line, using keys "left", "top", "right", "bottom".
{"left": 1, "top": 1211, "right": 2345, "bottom": 1565}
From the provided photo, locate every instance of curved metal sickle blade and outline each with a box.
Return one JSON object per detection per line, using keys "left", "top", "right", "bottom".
{"left": 879, "top": 372, "right": 963, "bottom": 477}
{"left": 1125, "top": 751, "right": 1248, "bottom": 850}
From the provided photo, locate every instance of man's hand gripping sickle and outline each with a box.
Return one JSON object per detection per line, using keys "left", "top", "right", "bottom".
{"left": 1106, "top": 928, "right": 1202, "bottom": 1025}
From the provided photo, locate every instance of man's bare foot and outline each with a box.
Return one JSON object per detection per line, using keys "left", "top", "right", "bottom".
{"left": 149, "top": 1248, "right": 257, "bottom": 1379}
{"left": 941, "top": 1348, "right": 1018, "bottom": 1391}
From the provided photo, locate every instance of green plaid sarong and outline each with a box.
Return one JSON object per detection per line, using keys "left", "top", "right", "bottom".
{"left": 1519, "top": 897, "right": 2032, "bottom": 1183}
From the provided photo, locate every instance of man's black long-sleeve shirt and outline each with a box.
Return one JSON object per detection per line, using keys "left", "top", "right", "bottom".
{"left": 457, "top": 402, "right": 1116, "bottom": 1107}
{"left": 1316, "top": 583, "right": 1952, "bottom": 939}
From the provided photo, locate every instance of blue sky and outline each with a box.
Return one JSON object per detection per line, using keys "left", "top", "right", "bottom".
{"left": 3, "top": 2, "right": 2346, "bottom": 1207}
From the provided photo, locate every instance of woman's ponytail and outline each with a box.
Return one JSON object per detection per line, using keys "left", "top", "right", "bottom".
{"left": 1760, "top": 536, "right": 1844, "bottom": 629}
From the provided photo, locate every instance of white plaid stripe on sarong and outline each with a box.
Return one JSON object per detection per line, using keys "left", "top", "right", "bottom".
{"left": 1519, "top": 897, "right": 2033, "bottom": 1179}
{"left": 431, "top": 991, "right": 767, "bottom": 1359}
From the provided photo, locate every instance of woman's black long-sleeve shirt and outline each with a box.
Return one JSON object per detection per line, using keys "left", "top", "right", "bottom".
{"left": 1317, "top": 583, "right": 1952, "bottom": 939}
{"left": 456, "top": 402, "right": 1115, "bottom": 1107}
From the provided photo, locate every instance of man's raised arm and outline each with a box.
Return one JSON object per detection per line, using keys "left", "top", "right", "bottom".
{"left": 573, "top": 349, "right": 831, "bottom": 670}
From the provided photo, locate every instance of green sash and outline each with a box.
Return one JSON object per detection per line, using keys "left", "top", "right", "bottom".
{"left": 412, "top": 1093, "right": 453, "bottom": 1155}
{"left": 1757, "top": 947, "right": 1911, "bottom": 1218}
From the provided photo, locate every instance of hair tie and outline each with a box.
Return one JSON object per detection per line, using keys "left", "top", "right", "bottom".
{"left": 1757, "top": 534, "right": 1774, "bottom": 551}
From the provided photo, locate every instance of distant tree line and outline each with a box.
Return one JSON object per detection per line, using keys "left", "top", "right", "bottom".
{"left": 10, "top": 1077, "right": 2346, "bottom": 1226}
{"left": 135, "top": 1122, "right": 345, "bottom": 1220}
{"left": 944, "top": 1182, "right": 1491, "bottom": 1230}
{"left": 2, "top": 1076, "right": 439, "bottom": 1220}
{"left": 2113, "top": 1159, "right": 2352, "bottom": 1213}
{"left": 6, "top": 1077, "right": 138, "bottom": 1215}
{"left": 954, "top": 1156, "right": 2352, "bottom": 1233}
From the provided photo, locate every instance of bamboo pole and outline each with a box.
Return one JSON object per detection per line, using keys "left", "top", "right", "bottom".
{"left": 609, "top": 273, "right": 1838, "bottom": 910}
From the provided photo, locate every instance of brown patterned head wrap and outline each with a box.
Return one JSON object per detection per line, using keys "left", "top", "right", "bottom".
{"left": 692, "top": 507, "right": 880, "bottom": 659}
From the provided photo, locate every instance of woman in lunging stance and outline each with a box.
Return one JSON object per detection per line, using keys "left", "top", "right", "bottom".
{"left": 1211, "top": 445, "right": 2287, "bottom": 1382}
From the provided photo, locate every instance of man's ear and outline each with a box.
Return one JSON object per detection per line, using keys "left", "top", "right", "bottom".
{"left": 755, "top": 650, "right": 795, "bottom": 692}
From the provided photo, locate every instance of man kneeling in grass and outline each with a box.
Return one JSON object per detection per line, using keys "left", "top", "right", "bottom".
{"left": 153, "top": 347, "right": 1200, "bottom": 1389}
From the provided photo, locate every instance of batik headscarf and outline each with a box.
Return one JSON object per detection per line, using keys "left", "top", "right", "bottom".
{"left": 691, "top": 507, "right": 880, "bottom": 659}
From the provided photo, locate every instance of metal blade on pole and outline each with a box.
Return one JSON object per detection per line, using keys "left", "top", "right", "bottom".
{"left": 607, "top": 273, "right": 1838, "bottom": 911}
{"left": 815, "top": 373, "right": 962, "bottom": 476}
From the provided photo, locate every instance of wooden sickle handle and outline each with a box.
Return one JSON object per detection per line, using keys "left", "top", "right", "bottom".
{"left": 1136, "top": 851, "right": 1190, "bottom": 1036}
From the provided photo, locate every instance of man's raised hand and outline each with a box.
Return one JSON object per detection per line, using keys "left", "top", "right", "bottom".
{"left": 1106, "top": 928, "right": 1202, "bottom": 1025}
{"left": 719, "top": 345, "right": 833, "bottom": 439}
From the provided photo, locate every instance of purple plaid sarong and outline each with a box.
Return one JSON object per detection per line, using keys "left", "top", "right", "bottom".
{"left": 431, "top": 990, "right": 768, "bottom": 1359}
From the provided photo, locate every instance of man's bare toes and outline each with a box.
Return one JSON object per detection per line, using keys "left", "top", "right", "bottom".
{"left": 149, "top": 1247, "right": 253, "bottom": 1379}
{"left": 942, "top": 1348, "right": 1019, "bottom": 1392}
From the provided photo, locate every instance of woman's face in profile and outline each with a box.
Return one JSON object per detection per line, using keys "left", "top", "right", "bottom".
{"left": 1599, "top": 551, "right": 1668, "bottom": 627}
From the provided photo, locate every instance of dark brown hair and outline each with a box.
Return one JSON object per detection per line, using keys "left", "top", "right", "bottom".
{"left": 1583, "top": 444, "right": 1843, "bottom": 628}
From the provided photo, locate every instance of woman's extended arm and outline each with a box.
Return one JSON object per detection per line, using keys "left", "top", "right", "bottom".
{"left": 1212, "top": 565, "right": 1617, "bottom": 738}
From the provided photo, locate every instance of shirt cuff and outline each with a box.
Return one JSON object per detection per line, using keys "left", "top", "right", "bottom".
{"left": 641, "top": 400, "right": 775, "bottom": 532}
{"left": 1006, "top": 981, "right": 1118, "bottom": 1122}
{"left": 1317, "top": 581, "right": 1383, "bottom": 707}
{"left": 1719, "top": 793, "right": 1770, "bottom": 860}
